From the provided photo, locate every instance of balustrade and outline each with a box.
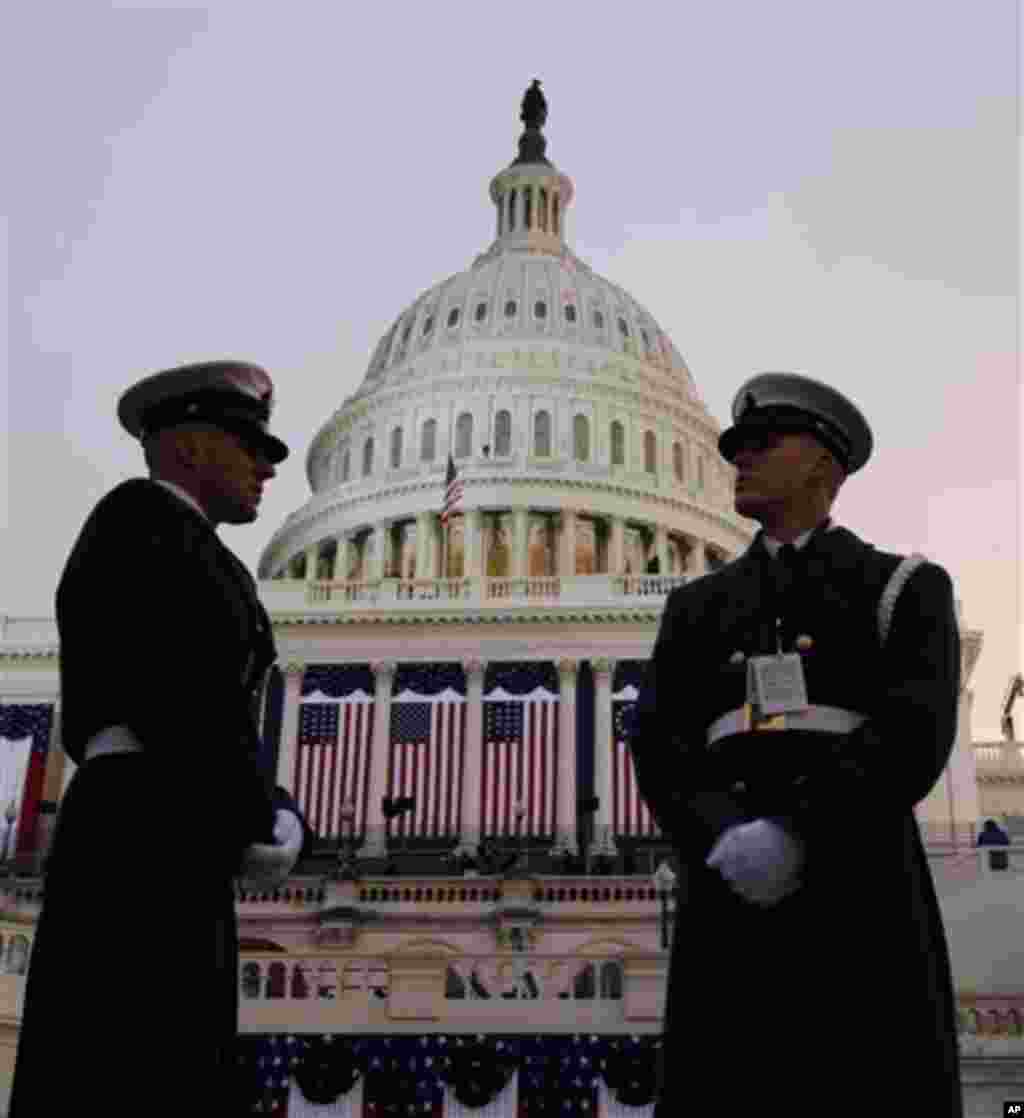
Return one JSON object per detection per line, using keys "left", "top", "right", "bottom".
{"left": 283, "top": 573, "right": 690, "bottom": 611}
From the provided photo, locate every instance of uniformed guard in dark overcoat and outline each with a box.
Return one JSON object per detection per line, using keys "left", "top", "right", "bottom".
{"left": 10, "top": 361, "right": 314, "bottom": 1115}
{"left": 631, "top": 373, "right": 963, "bottom": 1116}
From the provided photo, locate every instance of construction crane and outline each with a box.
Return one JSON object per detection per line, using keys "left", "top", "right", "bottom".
{"left": 1000, "top": 672, "right": 1024, "bottom": 741}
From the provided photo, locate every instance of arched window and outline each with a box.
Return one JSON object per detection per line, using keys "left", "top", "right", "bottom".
{"left": 475, "top": 300, "right": 488, "bottom": 323}
{"left": 422, "top": 313, "right": 434, "bottom": 336}
{"left": 640, "top": 327, "right": 651, "bottom": 352}
{"left": 564, "top": 303, "right": 577, "bottom": 324}
{"left": 600, "top": 961, "right": 623, "bottom": 1000}
{"left": 341, "top": 448, "right": 351, "bottom": 482}
{"left": 421, "top": 418, "right": 437, "bottom": 462}
{"left": 504, "top": 299, "right": 517, "bottom": 318}
{"left": 573, "top": 963, "right": 596, "bottom": 1000}
{"left": 362, "top": 437, "right": 374, "bottom": 477}
{"left": 618, "top": 316, "right": 630, "bottom": 338}
{"left": 241, "top": 962, "right": 261, "bottom": 1000}
{"left": 644, "top": 431, "right": 657, "bottom": 474}
{"left": 553, "top": 194, "right": 560, "bottom": 235}
{"left": 533, "top": 410, "right": 551, "bottom": 457}
{"left": 401, "top": 322, "right": 412, "bottom": 346}
{"left": 539, "top": 187, "right": 548, "bottom": 231}
{"left": 447, "top": 307, "right": 460, "bottom": 328}
{"left": 455, "top": 412, "right": 473, "bottom": 458}
{"left": 534, "top": 299, "right": 547, "bottom": 319}
{"left": 673, "top": 442, "right": 684, "bottom": 482}
{"left": 593, "top": 309, "right": 605, "bottom": 330}
{"left": 524, "top": 185, "right": 533, "bottom": 230}
{"left": 390, "top": 426, "right": 403, "bottom": 469}
{"left": 509, "top": 189, "right": 517, "bottom": 231}
{"left": 267, "top": 962, "right": 287, "bottom": 999}
{"left": 573, "top": 414, "right": 590, "bottom": 462}
{"left": 494, "top": 409, "right": 512, "bottom": 457}
{"left": 445, "top": 966, "right": 467, "bottom": 999}
{"left": 611, "top": 421, "right": 625, "bottom": 466}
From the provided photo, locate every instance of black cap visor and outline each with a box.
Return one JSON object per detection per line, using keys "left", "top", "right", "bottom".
{"left": 718, "top": 411, "right": 850, "bottom": 470}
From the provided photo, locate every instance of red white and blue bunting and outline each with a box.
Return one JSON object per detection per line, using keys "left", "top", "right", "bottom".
{"left": 236, "top": 1034, "right": 661, "bottom": 1116}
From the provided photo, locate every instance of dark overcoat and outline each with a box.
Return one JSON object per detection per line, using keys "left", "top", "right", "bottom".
{"left": 631, "top": 524, "right": 963, "bottom": 1117}
{"left": 10, "top": 479, "right": 312, "bottom": 1116}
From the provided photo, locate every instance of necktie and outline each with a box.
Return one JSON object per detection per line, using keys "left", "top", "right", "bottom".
{"left": 772, "top": 542, "right": 802, "bottom": 605}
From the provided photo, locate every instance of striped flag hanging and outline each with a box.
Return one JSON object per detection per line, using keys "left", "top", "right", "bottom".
{"left": 481, "top": 686, "right": 558, "bottom": 837}
{"left": 611, "top": 686, "right": 658, "bottom": 838}
{"left": 0, "top": 704, "right": 53, "bottom": 858}
{"left": 387, "top": 688, "right": 466, "bottom": 839}
{"left": 440, "top": 454, "right": 463, "bottom": 525}
{"left": 294, "top": 693, "right": 373, "bottom": 841}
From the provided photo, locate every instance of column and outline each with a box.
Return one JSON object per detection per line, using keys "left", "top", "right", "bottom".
{"left": 415, "top": 513, "right": 432, "bottom": 580}
{"left": 553, "top": 658, "right": 579, "bottom": 856}
{"left": 59, "top": 702, "right": 76, "bottom": 800}
{"left": 608, "top": 516, "right": 626, "bottom": 575}
{"left": 590, "top": 659, "right": 617, "bottom": 858}
{"left": 654, "top": 524, "right": 669, "bottom": 574}
{"left": 276, "top": 660, "right": 306, "bottom": 793}
{"left": 335, "top": 534, "right": 352, "bottom": 581}
{"left": 512, "top": 508, "right": 529, "bottom": 577}
{"left": 689, "top": 537, "right": 707, "bottom": 577}
{"left": 42, "top": 700, "right": 64, "bottom": 804}
{"left": 370, "top": 522, "right": 389, "bottom": 581}
{"left": 305, "top": 544, "right": 319, "bottom": 584}
{"left": 455, "top": 658, "right": 487, "bottom": 857}
{"left": 464, "top": 509, "right": 483, "bottom": 577}
{"left": 358, "top": 661, "right": 396, "bottom": 859}
{"left": 558, "top": 508, "right": 577, "bottom": 576}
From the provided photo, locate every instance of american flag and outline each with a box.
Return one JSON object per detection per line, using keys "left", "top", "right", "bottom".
{"left": 387, "top": 691, "right": 465, "bottom": 838}
{"left": 294, "top": 696, "right": 373, "bottom": 840}
{"left": 0, "top": 704, "right": 53, "bottom": 857}
{"left": 481, "top": 689, "right": 558, "bottom": 837}
{"left": 611, "top": 692, "right": 657, "bottom": 838}
{"left": 440, "top": 454, "right": 463, "bottom": 525}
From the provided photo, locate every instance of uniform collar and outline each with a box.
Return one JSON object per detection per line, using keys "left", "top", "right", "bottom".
{"left": 762, "top": 518, "right": 835, "bottom": 558}
{"left": 151, "top": 477, "right": 211, "bottom": 525}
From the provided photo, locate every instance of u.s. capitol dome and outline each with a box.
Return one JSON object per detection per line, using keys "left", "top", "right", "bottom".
{"left": 258, "top": 84, "right": 751, "bottom": 587}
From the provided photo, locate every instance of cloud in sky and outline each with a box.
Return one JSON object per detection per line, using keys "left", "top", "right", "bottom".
{"left": 5, "top": 0, "right": 1019, "bottom": 739}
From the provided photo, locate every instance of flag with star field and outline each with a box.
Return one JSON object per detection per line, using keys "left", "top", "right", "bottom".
{"left": 0, "top": 704, "right": 53, "bottom": 856}
{"left": 296, "top": 665, "right": 374, "bottom": 840}
{"left": 611, "top": 664, "right": 657, "bottom": 838}
{"left": 481, "top": 662, "right": 559, "bottom": 838}
{"left": 387, "top": 663, "right": 466, "bottom": 839}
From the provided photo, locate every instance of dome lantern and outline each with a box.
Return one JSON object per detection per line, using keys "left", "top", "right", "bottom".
{"left": 488, "top": 80, "right": 574, "bottom": 255}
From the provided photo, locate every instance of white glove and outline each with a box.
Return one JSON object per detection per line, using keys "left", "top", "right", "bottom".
{"left": 240, "top": 810, "right": 303, "bottom": 886}
{"left": 706, "top": 818, "right": 805, "bottom": 907}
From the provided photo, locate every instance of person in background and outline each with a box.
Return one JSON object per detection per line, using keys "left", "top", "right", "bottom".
{"left": 976, "top": 817, "right": 1010, "bottom": 871}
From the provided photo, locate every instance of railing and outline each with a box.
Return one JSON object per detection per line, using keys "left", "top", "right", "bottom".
{"left": 261, "top": 573, "right": 689, "bottom": 612}
{"left": 486, "top": 577, "right": 561, "bottom": 601}
{"left": 237, "top": 953, "right": 644, "bottom": 1033}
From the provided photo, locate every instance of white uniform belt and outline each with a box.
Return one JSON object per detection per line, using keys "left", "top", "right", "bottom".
{"left": 84, "top": 725, "right": 144, "bottom": 761}
{"left": 707, "top": 705, "right": 867, "bottom": 745}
